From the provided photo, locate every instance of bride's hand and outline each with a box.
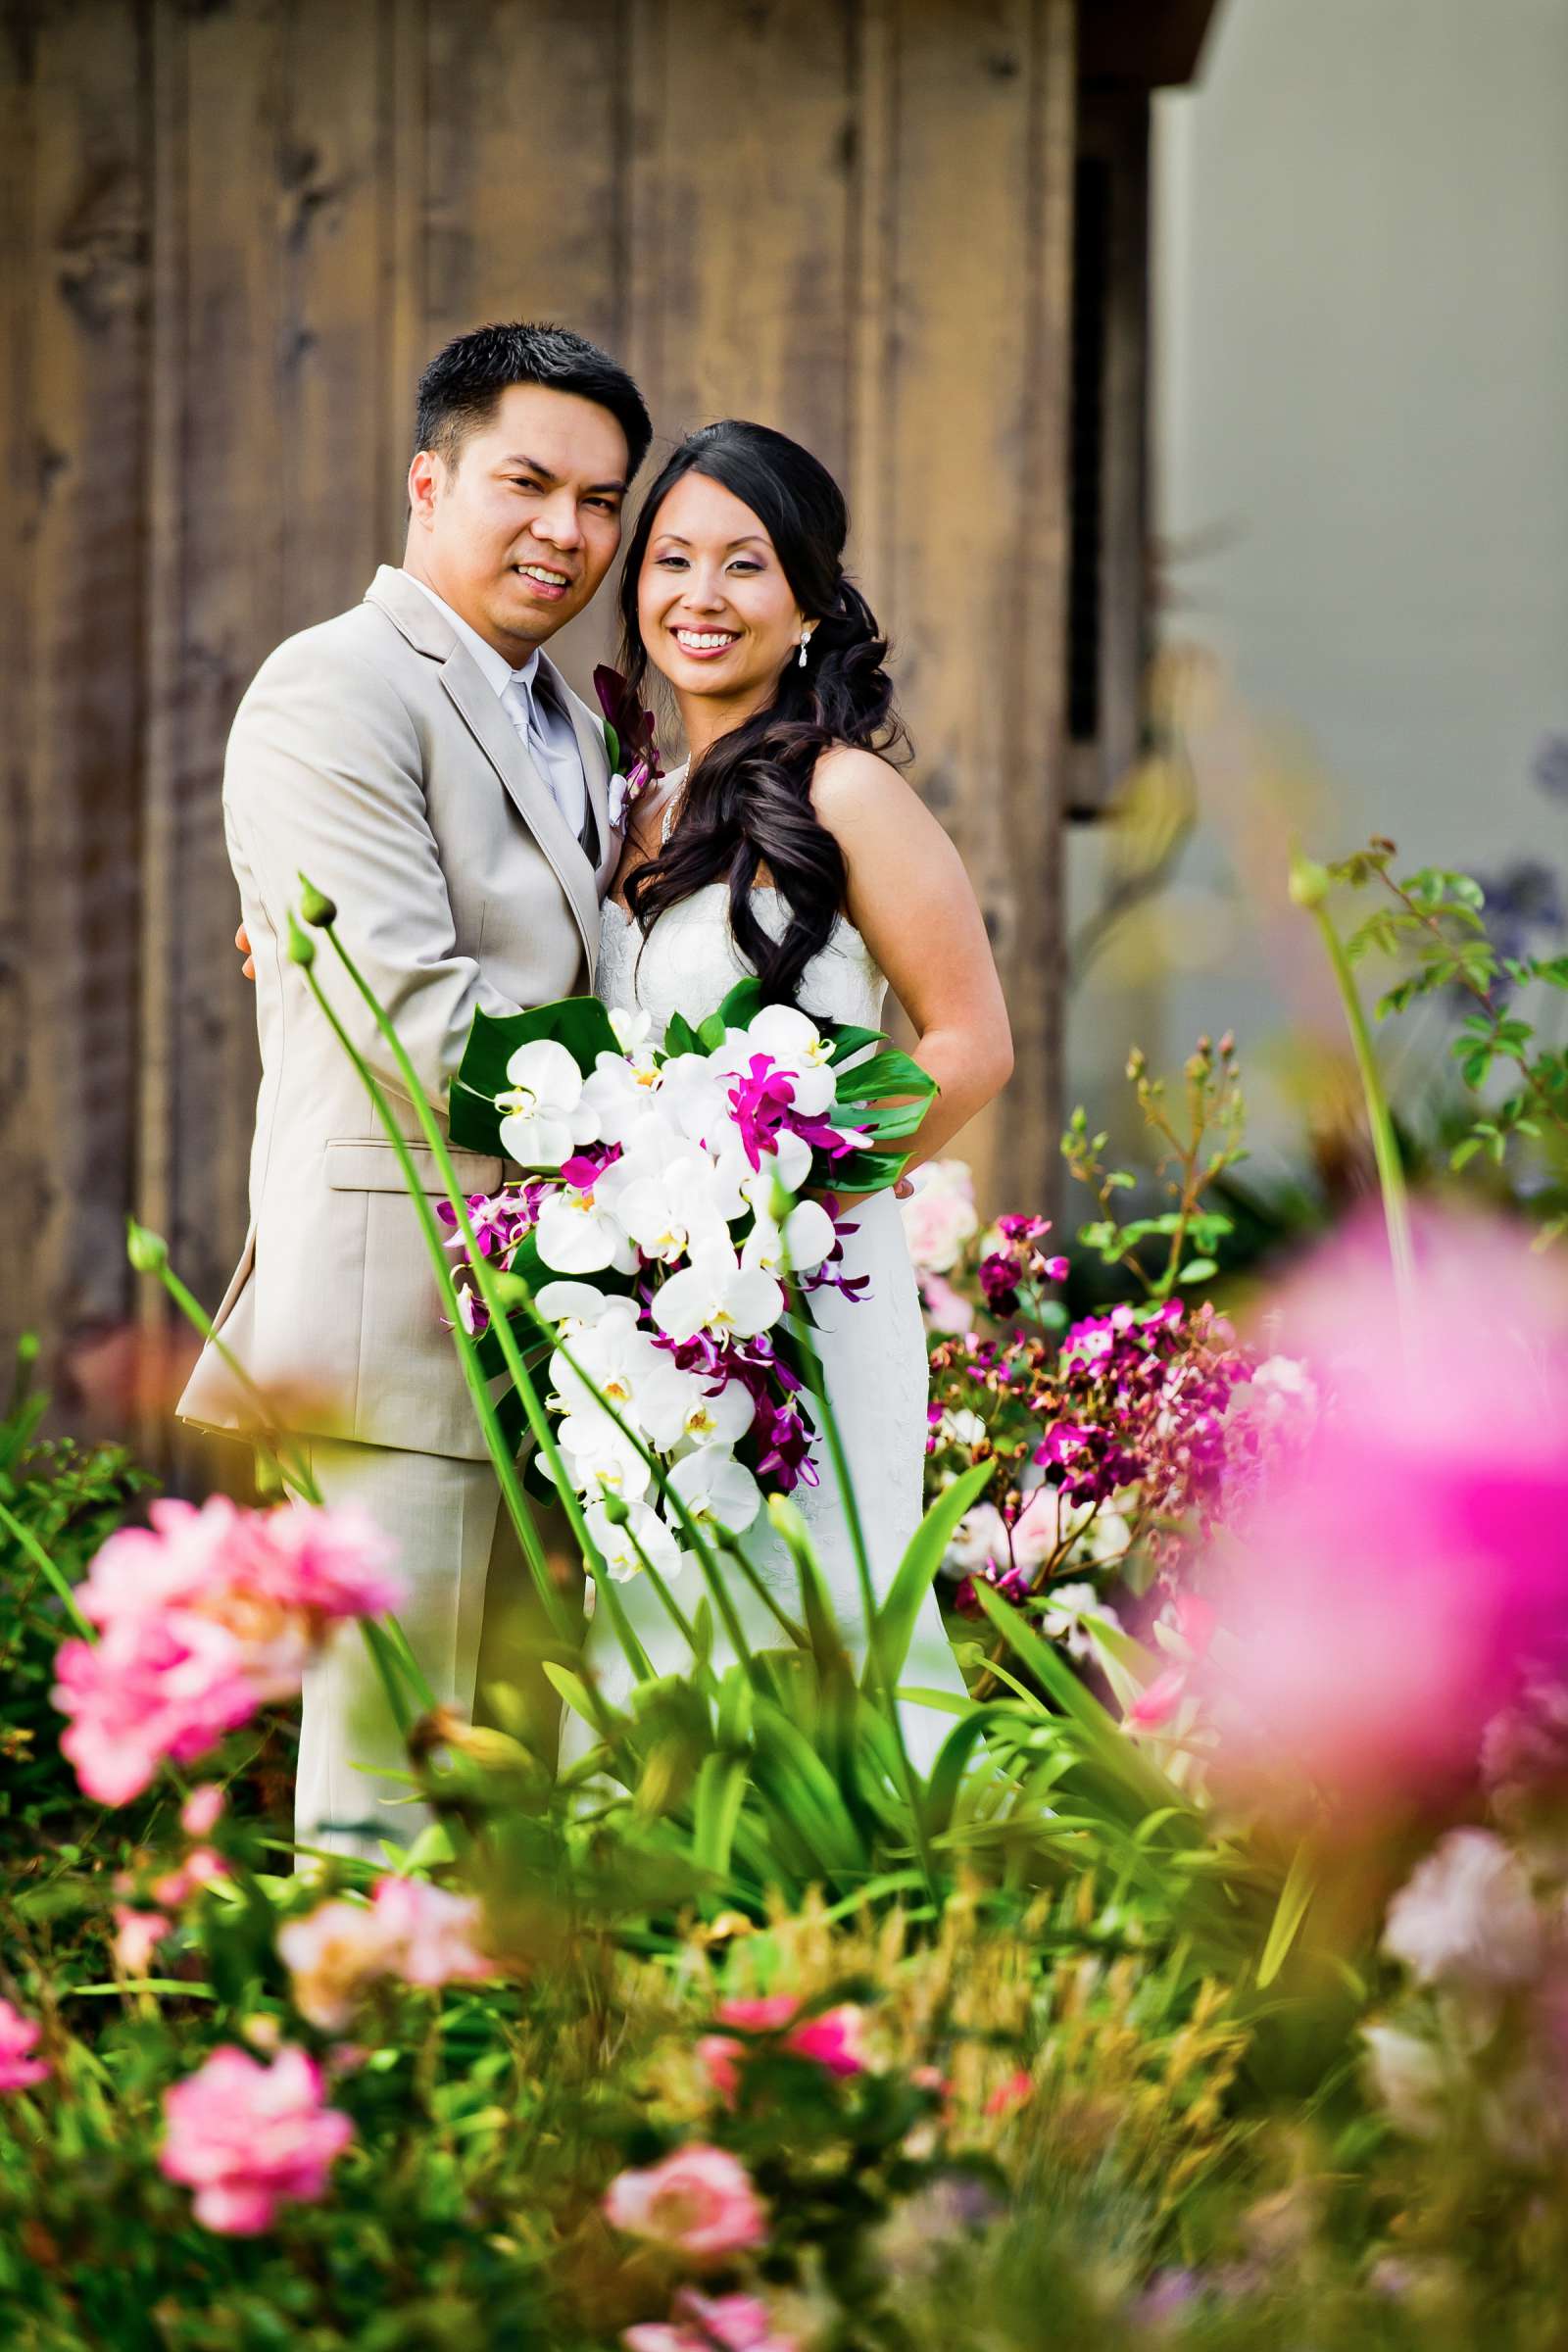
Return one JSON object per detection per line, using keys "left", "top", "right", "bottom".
{"left": 235, "top": 922, "right": 255, "bottom": 982}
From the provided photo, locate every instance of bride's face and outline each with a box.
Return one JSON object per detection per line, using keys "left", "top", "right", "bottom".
{"left": 638, "top": 472, "right": 807, "bottom": 708}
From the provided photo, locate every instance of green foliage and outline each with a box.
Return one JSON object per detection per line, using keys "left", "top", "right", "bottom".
{"left": 1328, "top": 838, "right": 1568, "bottom": 1224}
{"left": 0, "top": 1345, "right": 152, "bottom": 1857}
{"left": 1060, "top": 1034, "right": 1248, "bottom": 1298}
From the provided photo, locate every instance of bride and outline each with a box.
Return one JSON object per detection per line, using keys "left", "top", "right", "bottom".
{"left": 586, "top": 419, "right": 1013, "bottom": 1768}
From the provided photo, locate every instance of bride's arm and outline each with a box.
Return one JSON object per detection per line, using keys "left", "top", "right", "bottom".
{"left": 812, "top": 748, "right": 1013, "bottom": 1173}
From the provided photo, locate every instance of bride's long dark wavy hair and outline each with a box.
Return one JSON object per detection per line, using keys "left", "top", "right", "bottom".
{"left": 617, "top": 419, "right": 909, "bottom": 1005}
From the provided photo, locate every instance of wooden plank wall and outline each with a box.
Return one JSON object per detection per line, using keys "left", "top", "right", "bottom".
{"left": 1, "top": 0, "right": 1077, "bottom": 1446}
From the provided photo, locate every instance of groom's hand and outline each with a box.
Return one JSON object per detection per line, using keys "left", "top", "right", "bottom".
{"left": 235, "top": 922, "right": 255, "bottom": 982}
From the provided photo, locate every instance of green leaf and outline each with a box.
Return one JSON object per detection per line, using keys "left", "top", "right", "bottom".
{"left": 868, "top": 1458, "right": 994, "bottom": 1692}
{"left": 1178, "top": 1258, "right": 1218, "bottom": 1284}
{"left": 1255, "top": 1837, "right": 1318, "bottom": 1988}
{"left": 715, "top": 976, "right": 765, "bottom": 1030}
{"left": 827, "top": 1023, "right": 886, "bottom": 1065}
{"left": 835, "top": 1051, "right": 936, "bottom": 1104}
{"left": 663, "top": 1009, "right": 702, "bottom": 1057}
{"left": 451, "top": 997, "right": 620, "bottom": 1152}
{"left": 692, "top": 1752, "right": 749, "bottom": 1876}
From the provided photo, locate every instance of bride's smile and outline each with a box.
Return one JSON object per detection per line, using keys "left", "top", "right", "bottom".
{"left": 641, "top": 468, "right": 810, "bottom": 715}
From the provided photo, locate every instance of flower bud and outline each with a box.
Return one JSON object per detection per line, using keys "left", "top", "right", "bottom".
{"left": 597, "top": 1491, "right": 631, "bottom": 1526}
{"left": 125, "top": 1219, "right": 169, "bottom": 1275}
{"left": 286, "top": 912, "right": 316, "bottom": 967}
{"left": 296, "top": 875, "right": 337, "bottom": 928}
{"left": 1287, "top": 852, "right": 1333, "bottom": 910}
{"left": 490, "top": 1270, "right": 533, "bottom": 1312}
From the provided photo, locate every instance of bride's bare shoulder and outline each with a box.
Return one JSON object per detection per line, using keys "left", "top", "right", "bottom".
{"left": 808, "top": 743, "right": 913, "bottom": 829}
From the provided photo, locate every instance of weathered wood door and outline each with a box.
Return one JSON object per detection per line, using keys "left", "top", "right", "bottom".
{"left": 2, "top": 0, "right": 1075, "bottom": 1441}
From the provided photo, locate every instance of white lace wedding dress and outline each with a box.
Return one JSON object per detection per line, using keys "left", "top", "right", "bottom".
{"left": 587, "top": 865, "right": 970, "bottom": 1774}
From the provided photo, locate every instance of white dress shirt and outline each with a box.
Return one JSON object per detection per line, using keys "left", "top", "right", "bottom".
{"left": 401, "top": 570, "right": 589, "bottom": 842}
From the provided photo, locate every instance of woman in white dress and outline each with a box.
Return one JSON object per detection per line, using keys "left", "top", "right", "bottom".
{"left": 589, "top": 420, "right": 1013, "bottom": 1772}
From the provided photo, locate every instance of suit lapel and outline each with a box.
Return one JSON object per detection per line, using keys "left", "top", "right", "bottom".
{"left": 364, "top": 566, "right": 609, "bottom": 974}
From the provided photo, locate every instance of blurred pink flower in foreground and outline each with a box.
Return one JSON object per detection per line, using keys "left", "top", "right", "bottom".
{"left": 699, "top": 1998, "right": 868, "bottom": 2104}
{"left": 624, "top": 2288, "right": 796, "bottom": 2352}
{"left": 51, "top": 1498, "right": 404, "bottom": 1806}
{"left": 160, "top": 2043, "right": 354, "bottom": 2233}
{"left": 1205, "top": 1210, "right": 1568, "bottom": 1804}
{"left": 0, "top": 2000, "right": 49, "bottom": 2092}
{"left": 604, "top": 2143, "right": 767, "bottom": 2260}
{"left": 278, "top": 1874, "right": 493, "bottom": 2032}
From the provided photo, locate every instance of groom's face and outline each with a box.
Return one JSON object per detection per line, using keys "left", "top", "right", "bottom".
{"left": 408, "top": 383, "right": 629, "bottom": 660}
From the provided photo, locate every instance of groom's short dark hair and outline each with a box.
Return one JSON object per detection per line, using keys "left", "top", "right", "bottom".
{"left": 415, "top": 322, "right": 653, "bottom": 481}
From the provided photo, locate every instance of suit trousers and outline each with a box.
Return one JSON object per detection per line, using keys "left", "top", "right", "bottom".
{"left": 293, "top": 1438, "right": 539, "bottom": 1866}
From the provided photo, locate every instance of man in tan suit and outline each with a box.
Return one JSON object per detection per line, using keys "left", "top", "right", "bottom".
{"left": 179, "top": 322, "right": 653, "bottom": 1860}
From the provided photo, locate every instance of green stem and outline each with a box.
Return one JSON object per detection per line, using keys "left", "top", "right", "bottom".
{"left": 136, "top": 1242, "right": 320, "bottom": 1502}
{"left": 1310, "top": 902, "right": 1415, "bottom": 1298}
{"left": 295, "top": 945, "right": 575, "bottom": 1651}
{"left": 0, "top": 1499, "right": 93, "bottom": 1642}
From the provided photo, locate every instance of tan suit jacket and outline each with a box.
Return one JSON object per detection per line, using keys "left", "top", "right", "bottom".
{"left": 178, "top": 564, "right": 617, "bottom": 1460}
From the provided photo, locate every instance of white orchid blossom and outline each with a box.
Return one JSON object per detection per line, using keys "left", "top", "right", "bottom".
{"left": 615, "top": 1153, "right": 736, "bottom": 1265}
{"left": 675, "top": 1379, "right": 755, "bottom": 1450}
{"left": 650, "top": 1240, "right": 784, "bottom": 1348}
{"left": 666, "top": 1443, "right": 762, "bottom": 1535}
{"left": 533, "top": 1185, "right": 636, "bottom": 1277}
{"left": 719, "top": 1004, "right": 837, "bottom": 1117}
{"left": 584, "top": 1498, "right": 684, "bottom": 1584}
{"left": 495, "top": 1038, "right": 601, "bottom": 1167}
{"left": 739, "top": 1172, "right": 837, "bottom": 1277}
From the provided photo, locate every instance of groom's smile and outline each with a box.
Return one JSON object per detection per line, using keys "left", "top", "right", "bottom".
{"left": 406, "top": 380, "right": 629, "bottom": 662}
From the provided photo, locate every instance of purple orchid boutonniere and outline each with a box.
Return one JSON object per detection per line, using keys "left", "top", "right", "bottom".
{"left": 594, "top": 665, "right": 663, "bottom": 831}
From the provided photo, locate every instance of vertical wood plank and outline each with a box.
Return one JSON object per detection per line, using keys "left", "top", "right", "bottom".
{"left": 1, "top": 0, "right": 150, "bottom": 1402}
{"left": 421, "top": 0, "right": 626, "bottom": 348}
{"left": 623, "top": 0, "right": 857, "bottom": 473}
{"left": 277, "top": 0, "right": 389, "bottom": 628}
{"left": 146, "top": 0, "right": 282, "bottom": 1327}
{"left": 852, "top": 0, "right": 1075, "bottom": 1211}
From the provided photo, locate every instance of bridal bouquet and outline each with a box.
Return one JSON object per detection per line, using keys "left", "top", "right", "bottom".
{"left": 443, "top": 978, "right": 934, "bottom": 1580}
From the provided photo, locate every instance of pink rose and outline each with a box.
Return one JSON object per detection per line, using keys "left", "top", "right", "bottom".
{"left": 179, "top": 1782, "right": 226, "bottom": 1838}
{"left": 604, "top": 2143, "right": 767, "bottom": 2260}
{"left": 370, "top": 1876, "right": 492, "bottom": 1988}
{"left": 112, "top": 1906, "right": 172, "bottom": 1975}
{"left": 52, "top": 1499, "right": 405, "bottom": 1807}
{"left": 624, "top": 2289, "right": 796, "bottom": 2352}
{"left": 900, "top": 1161, "right": 979, "bottom": 1275}
{"left": 701, "top": 1998, "right": 868, "bottom": 2103}
{"left": 159, "top": 2043, "right": 354, "bottom": 2234}
{"left": 0, "top": 1999, "right": 49, "bottom": 2092}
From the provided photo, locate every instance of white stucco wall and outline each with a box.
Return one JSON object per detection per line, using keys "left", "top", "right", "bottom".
{"left": 1066, "top": 0, "right": 1568, "bottom": 1173}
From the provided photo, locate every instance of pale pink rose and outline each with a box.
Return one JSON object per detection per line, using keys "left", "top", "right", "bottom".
{"left": 604, "top": 2143, "right": 767, "bottom": 2260}
{"left": 1208, "top": 1210, "right": 1568, "bottom": 1804}
{"left": 714, "top": 1995, "right": 797, "bottom": 2032}
{"left": 1381, "top": 1830, "right": 1541, "bottom": 1991}
{"left": 370, "top": 1875, "right": 492, "bottom": 1988}
{"left": 53, "top": 1612, "right": 258, "bottom": 1806}
{"left": 152, "top": 1846, "right": 230, "bottom": 1909}
{"left": 624, "top": 2288, "right": 796, "bottom": 2352}
{"left": 113, "top": 1906, "right": 172, "bottom": 1975}
{"left": 277, "top": 1897, "right": 396, "bottom": 2033}
{"left": 919, "top": 1273, "right": 976, "bottom": 1334}
{"left": 52, "top": 1499, "right": 405, "bottom": 1807}
{"left": 160, "top": 2043, "right": 354, "bottom": 2234}
{"left": 0, "top": 1999, "right": 49, "bottom": 2092}
{"left": 179, "top": 1783, "right": 226, "bottom": 1838}
{"left": 900, "top": 1161, "right": 979, "bottom": 1275}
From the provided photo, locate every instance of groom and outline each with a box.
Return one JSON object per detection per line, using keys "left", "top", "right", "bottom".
{"left": 178, "top": 322, "right": 653, "bottom": 1862}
